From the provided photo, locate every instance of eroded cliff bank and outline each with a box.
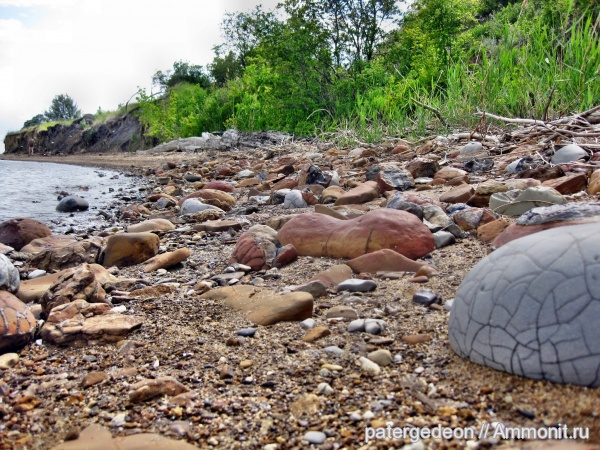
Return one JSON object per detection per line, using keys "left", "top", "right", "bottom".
{"left": 3, "top": 111, "right": 155, "bottom": 155}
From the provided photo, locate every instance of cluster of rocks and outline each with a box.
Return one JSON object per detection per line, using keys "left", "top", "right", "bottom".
{"left": 0, "top": 136, "right": 599, "bottom": 448}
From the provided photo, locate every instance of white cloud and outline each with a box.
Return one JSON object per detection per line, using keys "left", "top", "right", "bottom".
{"left": 0, "top": 0, "right": 279, "bottom": 152}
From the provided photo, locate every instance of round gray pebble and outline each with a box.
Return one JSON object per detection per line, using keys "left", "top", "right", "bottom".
{"left": 303, "top": 431, "right": 327, "bottom": 444}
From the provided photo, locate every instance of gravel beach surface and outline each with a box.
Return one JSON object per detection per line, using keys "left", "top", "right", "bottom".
{"left": 0, "top": 141, "right": 599, "bottom": 450}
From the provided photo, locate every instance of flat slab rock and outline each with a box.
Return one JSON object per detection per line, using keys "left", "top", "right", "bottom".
{"left": 199, "top": 285, "right": 313, "bottom": 325}
{"left": 449, "top": 222, "right": 600, "bottom": 387}
{"left": 51, "top": 423, "right": 200, "bottom": 450}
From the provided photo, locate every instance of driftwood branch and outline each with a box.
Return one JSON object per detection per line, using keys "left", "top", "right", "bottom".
{"left": 411, "top": 98, "right": 448, "bottom": 127}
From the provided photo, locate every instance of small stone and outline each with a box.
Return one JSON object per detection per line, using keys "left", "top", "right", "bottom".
{"left": 367, "top": 349, "right": 393, "bottom": 366}
{"left": 81, "top": 371, "right": 108, "bottom": 388}
{"left": 337, "top": 278, "right": 377, "bottom": 292}
{"left": 239, "top": 359, "right": 254, "bottom": 369}
{"left": 359, "top": 356, "right": 381, "bottom": 376}
{"left": 460, "top": 141, "right": 483, "bottom": 155}
{"left": 0, "top": 353, "right": 19, "bottom": 369}
{"left": 317, "top": 382, "right": 334, "bottom": 395}
{"left": 412, "top": 289, "right": 442, "bottom": 307}
{"left": 284, "top": 190, "right": 308, "bottom": 209}
{"left": 302, "top": 326, "right": 331, "bottom": 343}
{"left": 219, "top": 365, "right": 234, "bottom": 379}
{"left": 325, "top": 305, "right": 358, "bottom": 320}
{"left": 236, "top": 328, "right": 257, "bottom": 337}
{"left": 364, "top": 319, "right": 386, "bottom": 335}
{"left": 433, "top": 231, "right": 456, "bottom": 248}
{"left": 323, "top": 346, "right": 345, "bottom": 355}
{"left": 321, "top": 364, "right": 343, "bottom": 371}
{"left": 110, "top": 413, "right": 127, "bottom": 427}
{"left": 348, "top": 319, "right": 365, "bottom": 332}
{"left": 293, "top": 280, "right": 328, "bottom": 298}
{"left": 27, "top": 269, "right": 47, "bottom": 279}
{"left": 300, "top": 318, "right": 316, "bottom": 329}
{"left": 303, "top": 431, "right": 327, "bottom": 445}
{"left": 402, "top": 334, "right": 431, "bottom": 345}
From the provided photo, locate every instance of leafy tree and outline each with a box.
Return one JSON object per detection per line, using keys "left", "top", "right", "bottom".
{"left": 44, "top": 94, "right": 81, "bottom": 121}
{"left": 152, "top": 60, "right": 211, "bottom": 91}
{"left": 23, "top": 113, "right": 45, "bottom": 128}
{"left": 209, "top": 50, "right": 243, "bottom": 86}
{"left": 217, "top": 6, "right": 282, "bottom": 69}
{"left": 281, "top": 0, "right": 400, "bottom": 67}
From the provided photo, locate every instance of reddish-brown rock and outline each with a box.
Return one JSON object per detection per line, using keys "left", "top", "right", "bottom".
{"left": 477, "top": 220, "right": 510, "bottom": 243}
{"left": 16, "top": 264, "right": 114, "bottom": 304}
{"left": 405, "top": 158, "right": 440, "bottom": 178}
{"left": 193, "top": 220, "right": 243, "bottom": 233}
{"left": 230, "top": 225, "right": 279, "bottom": 271}
{"left": 273, "top": 244, "right": 298, "bottom": 268}
{"left": 439, "top": 184, "right": 475, "bottom": 204}
{"left": 0, "top": 218, "right": 52, "bottom": 251}
{"left": 347, "top": 249, "right": 436, "bottom": 274}
{"left": 334, "top": 181, "right": 380, "bottom": 206}
{"left": 542, "top": 173, "right": 588, "bottom": 195}
{"left": 309, "top": 264, "right": 353, "bottom": 288}
{"left": 278, "top": 209, "right": 435, "bottom": 260}
{"left": 433, "top": 167, "right": 467, "bottom": 182}
{"left": 202, "top": 180, "right": 235, "bottom": 192}
{"left": 27, "top": 238, "right": 104, "bottom": 272}
{"left": 0, "top": 291, "right": 36, "bottom": 352}
{"left": 515, "top": 165, "right": 565, "bottom": 181}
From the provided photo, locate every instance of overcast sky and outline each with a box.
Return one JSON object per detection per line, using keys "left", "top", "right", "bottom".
{"left": 0, "top": 0, "right": 280, "bottom": 153}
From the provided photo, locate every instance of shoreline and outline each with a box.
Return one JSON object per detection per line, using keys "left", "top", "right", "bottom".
{"left": 0, "top": 150, "right": 198, "bottom": 171}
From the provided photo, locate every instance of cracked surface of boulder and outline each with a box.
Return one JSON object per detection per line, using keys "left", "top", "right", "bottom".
{"left": 449, "top": 223, "right": 600, "bottom": 387}
{"left": 278, "top": 209, "right": 434, "bottom": 260}
{"left": 0, "top": 291, "right": 36, "bottom": 352}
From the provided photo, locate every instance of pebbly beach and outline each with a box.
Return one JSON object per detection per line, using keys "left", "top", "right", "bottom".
{"left": 0, "top": 132, "right": 600, "bottom": 449}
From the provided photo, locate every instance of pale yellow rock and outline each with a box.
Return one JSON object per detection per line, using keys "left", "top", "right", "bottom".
{"left": 199, "top": 285, "right": 313, "bottom": 325}
{"left": 51, "top": 423, "right": 201, "bottom": 450}
{"left": 127, "top": 218, "right": 176, "bottom": 233}
{"left": 143, "top": 248, "right": 192, "bottom": 273}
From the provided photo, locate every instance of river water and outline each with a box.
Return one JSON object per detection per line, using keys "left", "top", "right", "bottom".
{"left": 0, "top": 160, "right": 145, "bottom": 234}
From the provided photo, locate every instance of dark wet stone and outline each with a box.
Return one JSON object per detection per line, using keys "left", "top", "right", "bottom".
{"left": 412, "top": 289, "right": 442, "bottom": 306}
{"left": 56, "top": 196, "right": 90, "bottom": 213}
{"left": 386, "top": 194, "right": 423, "bottom": 221}
{"left": 464, "top": 158, "right": 494, "bottom": 173}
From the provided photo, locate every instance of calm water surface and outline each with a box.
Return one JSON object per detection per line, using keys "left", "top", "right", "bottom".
{"left": 0, "top": 160, "right": 144, "bottom": 233}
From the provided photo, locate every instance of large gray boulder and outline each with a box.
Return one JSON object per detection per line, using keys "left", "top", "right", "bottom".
{"left": 448, "top": 222, "right": 600, "bottom": 387}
